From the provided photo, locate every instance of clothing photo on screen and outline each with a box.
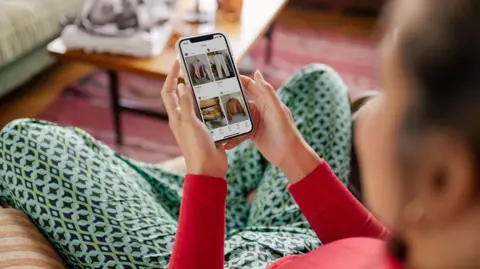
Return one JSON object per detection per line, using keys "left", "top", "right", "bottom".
{"left": 207, "top": 50, "right": 235, "bottom": 81}
{"left": 220, "top": 93, "right": 248, "bottom": 124}
{"left": 185, "top": 54, "right": 215, "bottom": 86}
{"left": 199, "top": 97, "right": 228, "bottom": 130}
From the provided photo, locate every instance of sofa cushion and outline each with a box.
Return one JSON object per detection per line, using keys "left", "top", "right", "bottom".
{"left": 0, "top": 208, "right": 67, "bottom": 269}
{"left": 0, "top": 0, "right": 83, "bottom": 67}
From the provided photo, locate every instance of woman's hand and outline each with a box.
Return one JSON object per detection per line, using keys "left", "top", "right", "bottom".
{"left": 161, "top": 60, "right": 228, "bottom": 179}
{"left": 225, "top": 71, "right": 321, "bottom": 183}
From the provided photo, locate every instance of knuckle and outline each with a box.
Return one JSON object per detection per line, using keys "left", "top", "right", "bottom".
{"left": 264, "top": 85, "right": 276, "bottom": 97}
{"left": 160, "top": 90, "right": 167, "bottom": 99}
{"left": 182, "top": 94, "right": 192, "bottom": 104}
{"left": 183, "top": 114, "right": 196, "bottom": 124}
{"left": 261, "top": 81, "right": 274, "bottom": 91}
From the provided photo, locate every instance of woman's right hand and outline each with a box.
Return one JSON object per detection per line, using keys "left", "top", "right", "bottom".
{"left": 225, "top": 71, "right": 321, "bottom": 183}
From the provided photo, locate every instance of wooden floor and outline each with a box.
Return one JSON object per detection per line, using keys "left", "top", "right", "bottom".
{"left": 0, "top": 7, "right": 377, "bottom": 128}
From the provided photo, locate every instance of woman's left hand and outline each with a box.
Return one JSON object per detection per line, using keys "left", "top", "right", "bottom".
{"left": 161, "top": 60, "right": 228, "bottom": 179}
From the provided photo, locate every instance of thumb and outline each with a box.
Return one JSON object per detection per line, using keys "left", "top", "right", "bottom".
{"left": 178, "top": 83, "right": 195, "bottom": 118}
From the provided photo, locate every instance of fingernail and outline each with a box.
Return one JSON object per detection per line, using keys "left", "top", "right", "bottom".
{"left": 254, "top": 70, "right": 264, "bottom": 80}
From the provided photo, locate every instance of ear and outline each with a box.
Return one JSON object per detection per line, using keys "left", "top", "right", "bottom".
{"left": 414, "top": 132, "right": 476, "bottom": 226}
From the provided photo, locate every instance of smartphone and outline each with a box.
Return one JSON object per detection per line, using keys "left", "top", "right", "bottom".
{"left": 176, "top": 32, "right": 254, "bottom": 143}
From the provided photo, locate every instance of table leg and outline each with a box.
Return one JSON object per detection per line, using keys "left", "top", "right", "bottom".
{"left": 108, "top": 70, "right": 123, "bottom": 144}
{"left": 265, "top": 23, "right": 276, "bottom": 65}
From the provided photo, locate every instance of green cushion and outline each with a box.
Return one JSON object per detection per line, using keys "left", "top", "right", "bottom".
{"left": 0, "top": 41, "right": 55, "bottom": 98}
{"left": 0, "top": 0, "right": 83, "bottom": 68}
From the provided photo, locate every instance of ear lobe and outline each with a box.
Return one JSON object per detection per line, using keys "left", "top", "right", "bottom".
{"left": 418, "top": 132, "right": 476, "bottom": 224}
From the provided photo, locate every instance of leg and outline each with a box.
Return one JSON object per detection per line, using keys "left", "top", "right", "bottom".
{"left": 223, "top": 140, "right": 268, "bottom": 232}
{"left": 224, "top": 228, "right": 319, "bottom": 269}
{"left": 0, "top": 119, "right": 183, "bottom": 268}
{"left": 223, "top": 64, "right": 352, "bottom": 268}
{"left": 108, "top": 70, "right": 123, "bottom": 144}
{"left": 248, "top": 64, "right": 352, "bottom": 230}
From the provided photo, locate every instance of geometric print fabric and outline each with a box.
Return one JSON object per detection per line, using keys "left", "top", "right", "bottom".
{"left": 0, "top": 64, "right": 351, "bottom": 268}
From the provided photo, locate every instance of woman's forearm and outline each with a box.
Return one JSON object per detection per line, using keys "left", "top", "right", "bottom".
{"left": 168, "top": 175, "right": 228, "bottom": 269}
{"left": 279, "top": 136, "right": 323, "bottom": 184}
{"left": 288, "top": 162, "right": 389, "bottom": 244}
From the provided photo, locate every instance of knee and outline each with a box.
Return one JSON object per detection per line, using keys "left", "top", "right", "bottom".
{"left": 0, "top": 119, "right": 72, "bottom": 164}
{"left": 300, "top": 63, "right": 337, "bottom": 77}
{"left": 284, "top": 64, "right": 349, "bottom": 100}
{"left": 1, "top": 119, "right": 33, "bottom": 151}
{"left": 0, "top": 119, "right": 35, "bottom": 197}
{"left": 303, "top": 64, "right": 347, "bottom": 92}
{"left": 1, "top": 119, "right": 35, "bottom": 137}
{"left": 0, "top": 119, "right": 53, "bottom": 148}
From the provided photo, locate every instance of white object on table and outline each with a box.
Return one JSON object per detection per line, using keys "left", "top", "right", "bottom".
{"left": 61, "top": 23, "right": 172, "bottom": 58}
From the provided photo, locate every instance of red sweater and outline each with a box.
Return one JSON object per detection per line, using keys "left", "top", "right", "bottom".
{"left": 168, "top": 161, "right": 403, "bottom": 269}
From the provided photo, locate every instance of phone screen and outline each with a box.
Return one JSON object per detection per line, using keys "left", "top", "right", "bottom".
{"left": 179, "top": 34, "right": 253, "bottom": 142}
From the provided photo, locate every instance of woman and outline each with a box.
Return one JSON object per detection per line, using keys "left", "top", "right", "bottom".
{"left": 163, "top": 0, "right": 480, "bottom": 268}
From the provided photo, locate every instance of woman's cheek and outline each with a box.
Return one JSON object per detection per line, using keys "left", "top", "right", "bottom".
{"left": 355, "top": 97, "right": 403, "bottom": 228}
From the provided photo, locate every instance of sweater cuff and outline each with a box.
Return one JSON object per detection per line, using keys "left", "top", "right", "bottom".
{"left": 184, "top": 174, "right": 228, "bottom": 200}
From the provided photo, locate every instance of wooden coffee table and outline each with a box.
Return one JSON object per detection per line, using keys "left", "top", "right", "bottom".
{"left": 48, "top": 0, "right": 287, "bottom": 144}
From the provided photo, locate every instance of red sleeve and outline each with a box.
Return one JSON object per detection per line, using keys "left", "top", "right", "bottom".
{"left": 168, "top": 175, "right": 227, "bottom": 269}
{"left": 288, "top": 161, "right": 389, "bottom": 244}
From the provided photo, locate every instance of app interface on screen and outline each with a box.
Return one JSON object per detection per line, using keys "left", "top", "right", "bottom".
{"left": 180, "top": 35, "right": 252, "bottom": 141}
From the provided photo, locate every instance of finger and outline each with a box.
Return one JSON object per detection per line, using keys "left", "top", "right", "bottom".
{"left": 240, "top": 75, "right": 254, "bottom": 85}
{"left": 240, "top": 75, "right": 259, "bottom": 99}
{"left": 253, "top": 70, "right": 276, "bottom": 96}
{"left": 165, "top": 59, "right": 181, "bottom": 90}
{"left": 216, "top": 143, "right": 227, "bottom": 154}
{"left": 240, "top": 75, "right": 254, "bottom": 90}
{"left": 161, "top": 60, "right": 181, "bottom": 120}
{"left": 247, "top": 100, "right": 256, "bottom": 110}
{"left": 178, "top": 83, "right": 196, "bottom": 118}
{"left": 247, "top": 101, "right": 260, "bottom": 123}
{"left": 224, "top": 101, "right": 258, "bottom": 151}
{"left": 284, "top": 105, "right": 294, "bottom": 121}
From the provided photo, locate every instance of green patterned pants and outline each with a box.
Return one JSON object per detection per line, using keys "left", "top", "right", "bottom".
{"left": 0, "top": 64, "right": 352, "bottom": 269}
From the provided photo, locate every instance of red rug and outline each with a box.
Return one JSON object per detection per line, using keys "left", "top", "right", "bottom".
{"left": 39, "top": 24, "right": 378, "bottom": 164}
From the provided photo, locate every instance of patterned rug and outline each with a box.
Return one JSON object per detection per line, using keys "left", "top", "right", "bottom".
{"left": 39, "top": 24, "right": 378, "bottom": 164}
